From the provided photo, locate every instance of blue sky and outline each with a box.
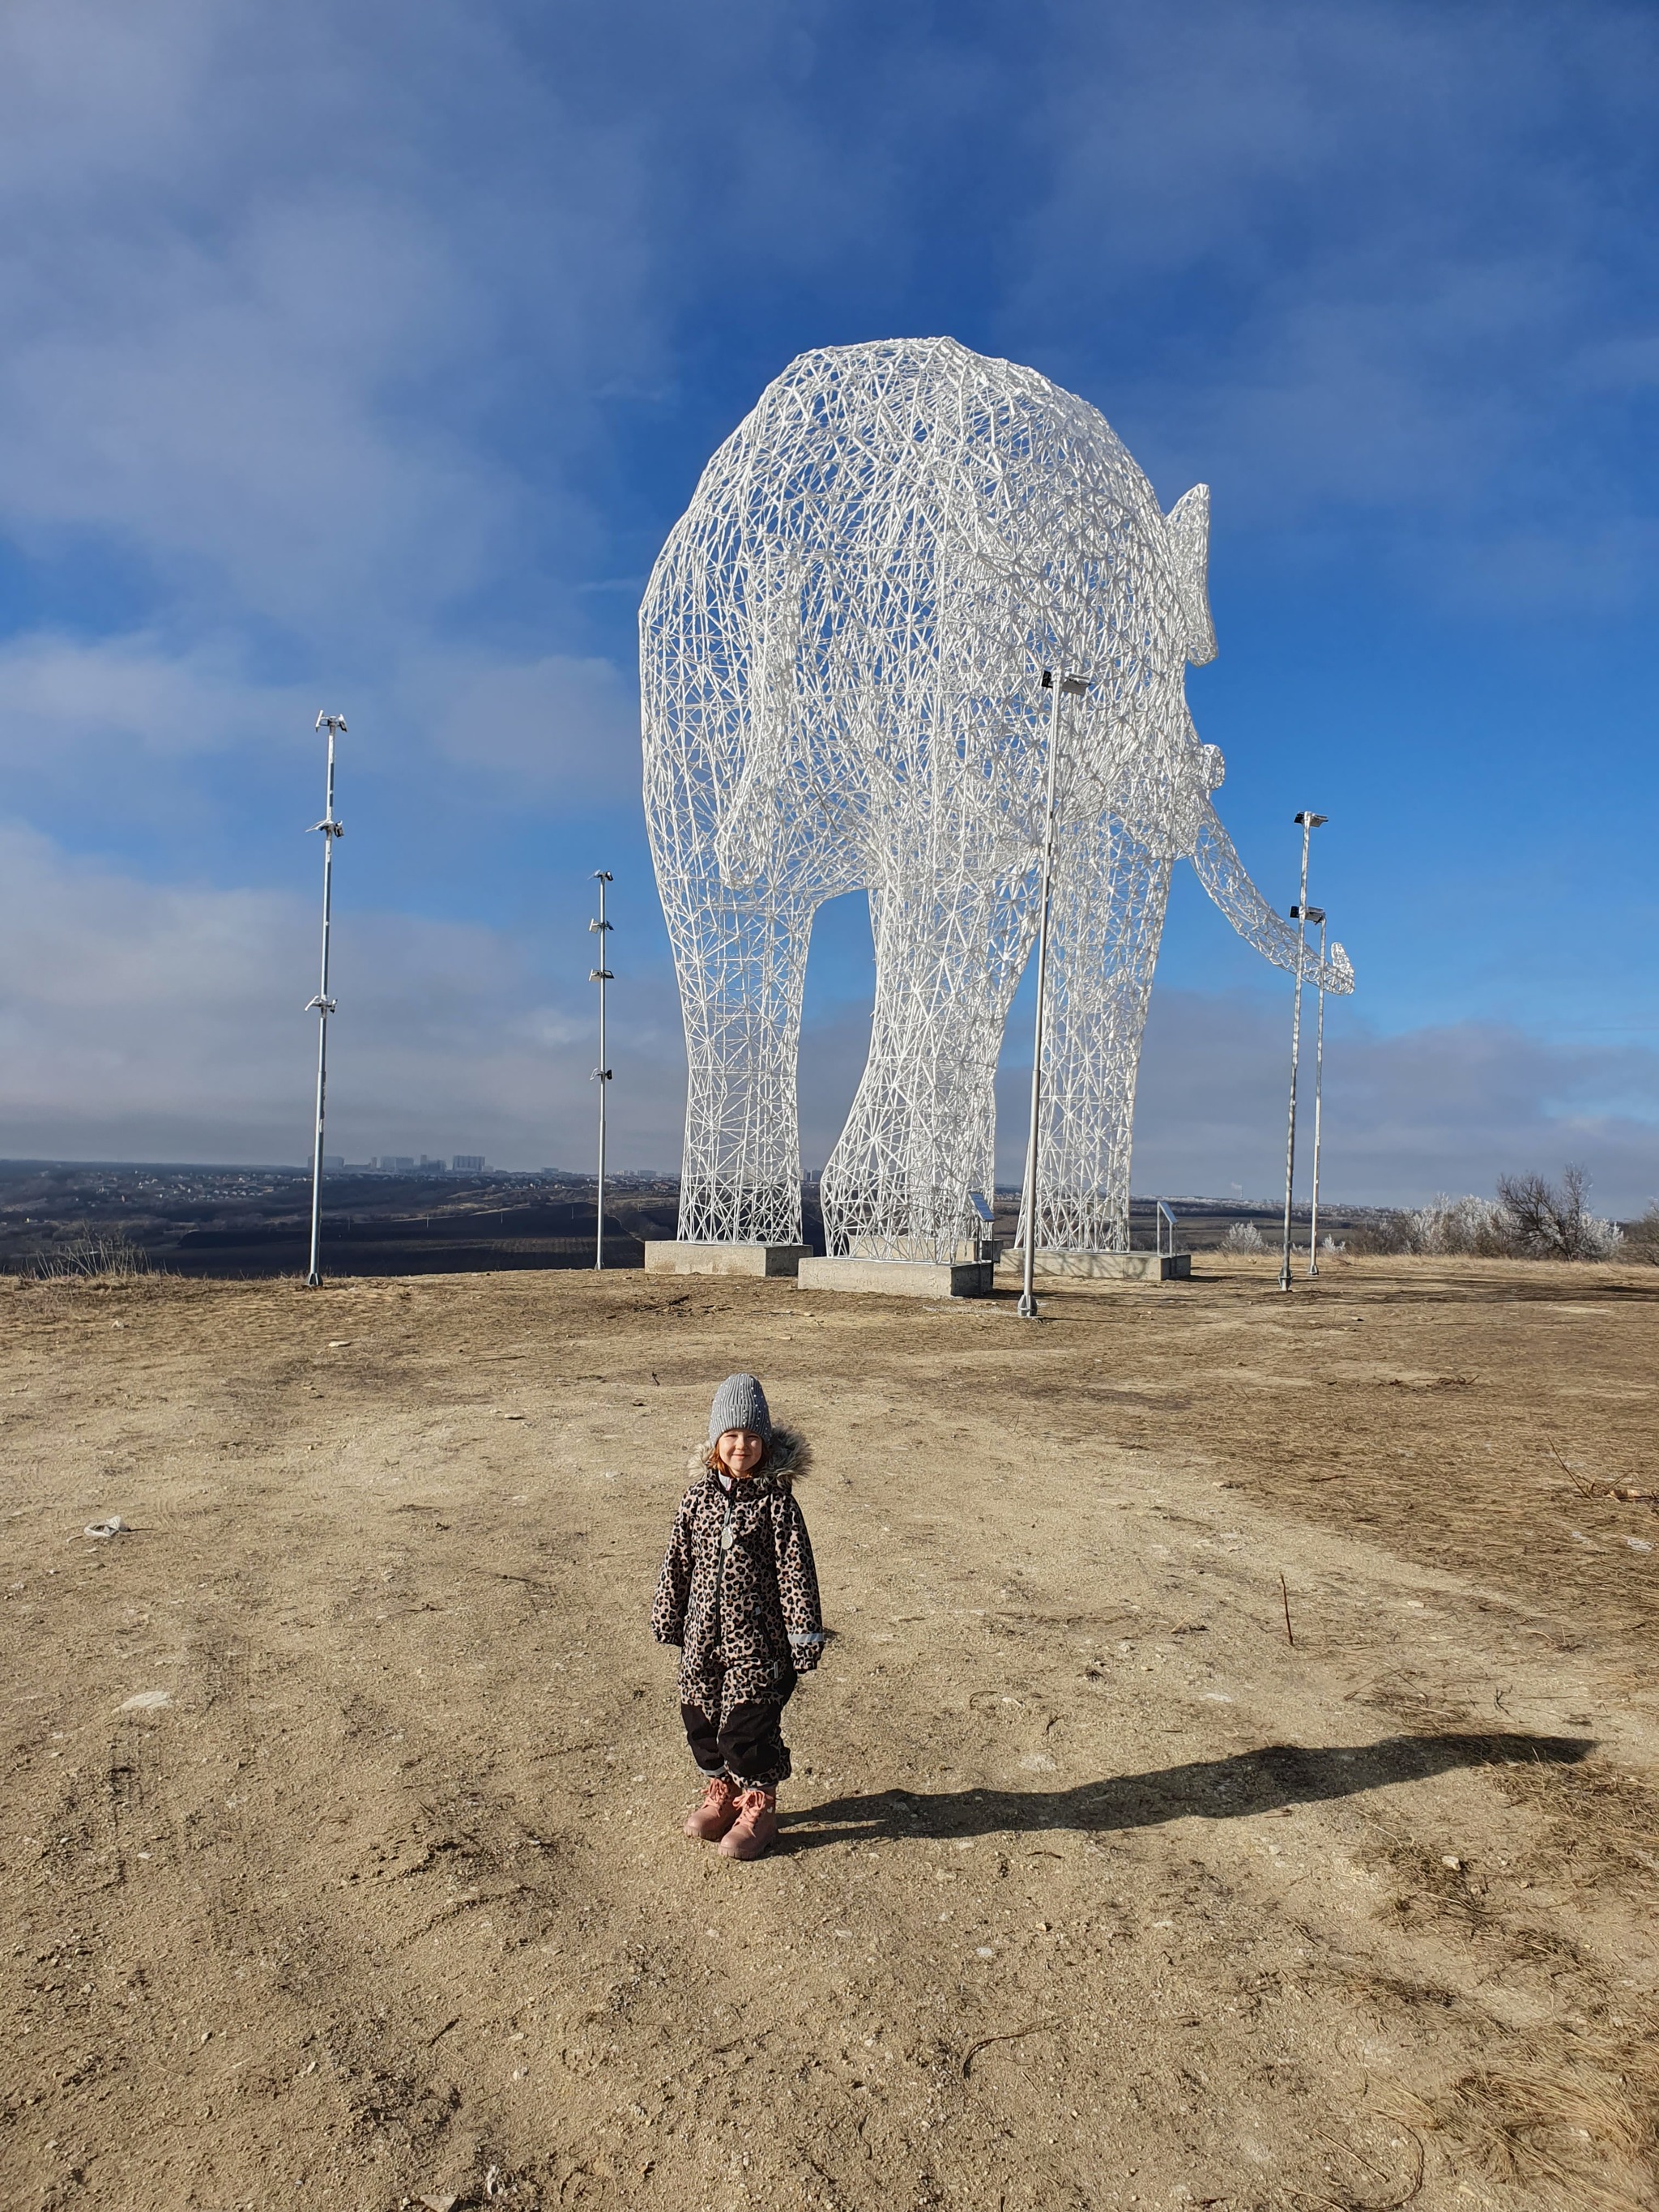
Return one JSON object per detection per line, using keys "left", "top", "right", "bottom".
{"left": 1, "top": 0, "right": 1656, "bottom": 1208}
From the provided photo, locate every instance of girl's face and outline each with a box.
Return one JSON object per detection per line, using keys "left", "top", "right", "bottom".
{"left": 716, "top": 1428, "right": 766, "bottom": 1480}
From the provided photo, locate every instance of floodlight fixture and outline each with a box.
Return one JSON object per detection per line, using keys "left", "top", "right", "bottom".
{"left": 305, "top": 714, "right": 348, "bottom": 1288}
{"left": 1294, "top": 811, "right": 1327, "bottom": 829}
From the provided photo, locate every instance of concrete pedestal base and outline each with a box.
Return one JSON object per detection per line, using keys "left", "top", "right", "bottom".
{"left": 796, "top": 1255, "right": 995, "bottom": 1298}
{"left": 847, "top": 1235, "right": 1004, "bottom": 1266}
{"left": 642, "top": 1241, "right": 810, "bottom": 1279}
{"left": 1001, "top": 1249, "right": 1191, "bottom": 1282}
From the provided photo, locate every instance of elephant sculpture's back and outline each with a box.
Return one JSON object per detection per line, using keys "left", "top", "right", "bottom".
{"left": 640, "top": 337, "right": 1183, "bottom": 894}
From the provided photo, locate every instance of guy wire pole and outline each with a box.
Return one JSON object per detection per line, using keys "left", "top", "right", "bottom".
{"left": 1307, "top": 907, "right": 1328, "bottom": 1277}
{"left": 590, "top": 872, "right": 614, "bottom": 1269}
{"left": 1018, "top": 669, "right": 1087, "bottom": 1321}
{"left": 1278, "top": 811, "right": 1325, "bottom": 1293}
{"left": 305, "top": 713, "right": 346, "bottom": 1289}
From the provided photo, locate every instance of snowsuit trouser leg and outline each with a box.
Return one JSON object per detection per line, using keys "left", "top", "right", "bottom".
{"left": 681, "top": 1673, "right": 795, "bottom": 1789}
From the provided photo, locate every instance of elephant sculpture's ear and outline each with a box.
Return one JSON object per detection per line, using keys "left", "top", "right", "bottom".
{"left": 1165, "top": 484, "right": 1218, "bottom": 667}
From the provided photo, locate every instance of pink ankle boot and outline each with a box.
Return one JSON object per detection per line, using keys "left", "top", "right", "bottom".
{"left": 717, "top": 1786, "right": 778, "bottom": 1860}
{"left": 684, "top": 1775, "right": 740, "bottom": 1842}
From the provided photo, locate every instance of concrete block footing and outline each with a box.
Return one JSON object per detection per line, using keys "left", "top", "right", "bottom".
{"left": 847, "top": 1236, "right": 1004, "bottom": 1266}
{"left": 1000, "top": 1249, "right": 1192, "bottom": 1282}
{"left": 642, "top": 1241, "right": 810, "bottom": 1279}
{"left": 795, "top": 1256, "right": 995, "bottom": 1298}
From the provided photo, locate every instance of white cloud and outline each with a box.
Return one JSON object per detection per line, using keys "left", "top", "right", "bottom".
{"left": 0, "top": 629, "right": 643, "bottom": 820}
{"left": 0, "top": 1, "right": 666, "bottom": 640}
{"left": 0, "top": 820, "right": 686, "bottom": 1167}
{"left": 0, "top": 631, "right": 307, "bottom": 761}
{"left": 0, "top": 193, "right": 505, "bottom": 634}
{"left": 1110, "top": 990, "right": 1659, "bottom": 1217}
{"left": 416, "top": 651, "right": 642, "bottom": 806}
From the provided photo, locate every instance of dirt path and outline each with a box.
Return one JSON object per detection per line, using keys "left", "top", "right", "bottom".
{"left": 3, "top": 1256, "right": 1657, "bottom": 2212}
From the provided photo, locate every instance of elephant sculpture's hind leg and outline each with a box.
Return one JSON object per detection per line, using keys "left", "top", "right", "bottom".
{"left": 1024, "top": 819, "right": 1172, "bottom": 1257}
{"left": 821, "top": 876, "right": 1027, "bottom": 1263}
{"left": 667, "top": 889, "right": 817, "bottom": 1247}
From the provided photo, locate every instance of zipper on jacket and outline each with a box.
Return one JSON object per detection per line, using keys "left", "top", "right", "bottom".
{"left": 712, "top": 1488, "right": 736, "bottom": 1653}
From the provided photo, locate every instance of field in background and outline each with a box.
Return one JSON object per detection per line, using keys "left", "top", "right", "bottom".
{"left": 4, "top": 1254, "right": 1658, "bottom": 2211}
{"left": 0, "top": 1161, "right": 1380, "bottom": 1279}
{"left": 0, "top": 1163, "right": 680, "bottom": 1277}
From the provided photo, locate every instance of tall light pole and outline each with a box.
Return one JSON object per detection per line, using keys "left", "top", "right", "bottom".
{"left": 1299, "top": 905, "right": 1328, "bottom": 1277}
{"left": 1018, "top": 669, "right": 1089, "bottom": 1321}
{"left": 305, "top": 713, "right": 346, "bottom": 1289}
{"left": 590, "top": 872, "right": 613, "bottom": 1269}
{"left": 1277, "top": 810, "right": 1326, "bottom": 1294}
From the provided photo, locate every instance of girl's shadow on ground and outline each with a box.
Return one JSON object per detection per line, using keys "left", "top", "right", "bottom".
{"left": 778, "top": 1732, "right": 1593, "bottom": 1852}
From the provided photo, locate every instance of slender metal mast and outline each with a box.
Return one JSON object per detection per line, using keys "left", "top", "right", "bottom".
{"left": 1017, "top": 670, "right": 1087, "bottom": 1320}
{"left": 305, "top": 713, "right": 346, "bottom": 1289}
{"left": 590, "top": 872, "right": 614, "bottom": 1269}
{"left": 1307, "top": 907, "right": 1328, "bottom": 1277}
{"left": 1277, "top": 810, "right": 1325, "bottom": 1293}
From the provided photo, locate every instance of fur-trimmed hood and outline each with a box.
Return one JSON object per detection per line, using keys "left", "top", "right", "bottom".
{"left": 686, "top": 1426, "right": 812, "bottom": 1490}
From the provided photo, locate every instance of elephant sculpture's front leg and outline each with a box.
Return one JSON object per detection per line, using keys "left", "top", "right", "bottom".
{"left": 821, "top": 873, "right": 1030, "bottom": 1263}
{"left": 664, "top": 886, "right": 817, "bottom": 1247}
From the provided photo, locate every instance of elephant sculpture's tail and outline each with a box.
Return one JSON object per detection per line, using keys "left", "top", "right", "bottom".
{"left": 1189, "top": 798, "right": 1354, "bottom": 993}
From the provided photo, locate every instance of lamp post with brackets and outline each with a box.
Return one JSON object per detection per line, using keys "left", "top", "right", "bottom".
{"left": 1017, "top": 668, "right": 1090, "bottom": 1321}
{"left": 590, "top": 872, "right": 614, "bottom": 1269}
{"left": 305, "top": 713, "right": 346, "bottom": 1289}
{"left": 1277, "top": 811, "right": 1327, "bottom": 1293}
{"left": 1295, "top": 904, "right": 1329, "bottom": 1276}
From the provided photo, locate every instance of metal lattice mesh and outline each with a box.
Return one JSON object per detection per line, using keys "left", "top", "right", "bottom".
{"left": 641, "top": 338, "right": 1353, "bottom": 1263}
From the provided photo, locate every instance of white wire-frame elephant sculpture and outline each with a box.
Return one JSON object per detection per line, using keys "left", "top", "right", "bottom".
{"left": 640, "top": 338, "right": 1353, "bottom": 1264}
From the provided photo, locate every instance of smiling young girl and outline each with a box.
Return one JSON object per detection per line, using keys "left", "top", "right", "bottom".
{"left": 650, "top": 1373, "right": 824, "bottom": 1860}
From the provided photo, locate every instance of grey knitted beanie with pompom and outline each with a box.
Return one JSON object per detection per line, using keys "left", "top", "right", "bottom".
{"left": 708, "top": 1372, "right": 772, "bottom": 1443}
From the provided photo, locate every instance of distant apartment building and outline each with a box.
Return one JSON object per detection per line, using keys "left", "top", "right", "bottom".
{"left": 373, "top": 1155, "right": 416, "bottom": 1171}
{"left": 451, "top": 1154, "right": 486, "bottom": 1173}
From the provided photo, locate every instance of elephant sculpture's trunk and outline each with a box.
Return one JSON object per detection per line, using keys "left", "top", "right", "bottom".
{"left": 1189, "top": 798, "right": 1354, "bottom": 994}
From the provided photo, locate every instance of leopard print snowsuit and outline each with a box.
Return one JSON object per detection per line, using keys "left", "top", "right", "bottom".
{"left": 650, "top": 1431, "right": 823, "bottom": 1784}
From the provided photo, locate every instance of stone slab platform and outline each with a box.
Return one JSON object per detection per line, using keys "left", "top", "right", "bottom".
{"left": 1000, "top": 1249, "right": 1192, "bottom": 1282}
{"left": 795, "top": 1256, "right": 995, "bottom": 1298}
{"left": 642, "top": 1242, "right": 810, "bottom": 1279}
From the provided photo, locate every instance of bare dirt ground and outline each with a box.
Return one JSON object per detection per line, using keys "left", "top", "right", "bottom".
{"left": 4, "top": 1255, "right": 1658, "bottom": 2212}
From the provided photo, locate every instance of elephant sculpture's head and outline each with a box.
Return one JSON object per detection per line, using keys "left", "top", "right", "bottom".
{"left": 1043, "top": 474, "right": 1230, "bottom": 866}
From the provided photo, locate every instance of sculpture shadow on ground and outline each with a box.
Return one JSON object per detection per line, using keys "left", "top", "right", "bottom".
{"left": 776, "top": 1733, "right": 1594, "bottom": 1853}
